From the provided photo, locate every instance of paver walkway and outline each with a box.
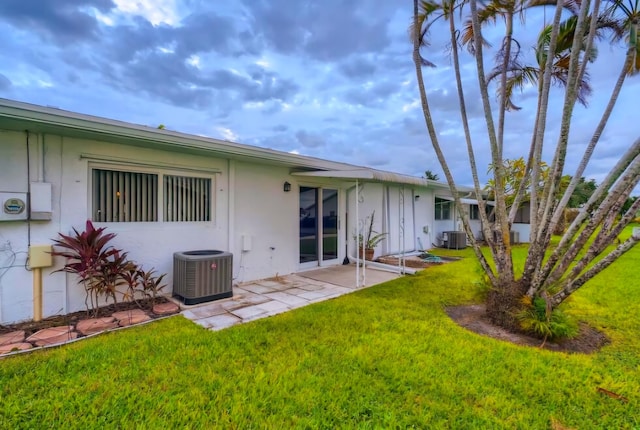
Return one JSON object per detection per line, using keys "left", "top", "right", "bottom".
{"left": 181, "top": 266, "right": 402, "bottom": 331}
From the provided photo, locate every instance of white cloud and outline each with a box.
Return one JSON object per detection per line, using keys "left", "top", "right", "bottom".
{"left": 113, "top": 0, "right": 179, "bottom": 26}
{"left": 244, "top": 101, "right": 265, "bottom": 109}
{"left": 256, "top": 59, "right": 270, "bottom": 68}
{"left": 216, "top": 127, "right": 238, "bottom": 142}
{"left": 186, "top": 55, "right": 201, "bottom": 69}
{"left": 402, "top": 99, "right": 420, "bottom": 112}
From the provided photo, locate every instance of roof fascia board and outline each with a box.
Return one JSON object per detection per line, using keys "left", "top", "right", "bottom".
{"left": 0, "top": 99, "right": 352, "bottom": 171}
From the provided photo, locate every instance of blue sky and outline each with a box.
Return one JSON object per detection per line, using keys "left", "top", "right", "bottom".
{"left": 0, "top": 0, "right": 637, "bottom": 190}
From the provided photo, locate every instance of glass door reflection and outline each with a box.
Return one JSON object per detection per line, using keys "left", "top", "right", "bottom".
{"left": 322, "top": 189, "right": 338, "bottom": 261}
{"left": 299, "top": 187, "right": 318, "bottom": 264}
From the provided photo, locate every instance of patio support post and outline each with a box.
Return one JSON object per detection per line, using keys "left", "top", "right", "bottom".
{"left": 355, "top": 179, "right": 360, "bottom": 288}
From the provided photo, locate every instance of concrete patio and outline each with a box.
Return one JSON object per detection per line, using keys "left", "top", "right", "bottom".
{"left": 180, "top": 265, "right": 403, "bottom": 331}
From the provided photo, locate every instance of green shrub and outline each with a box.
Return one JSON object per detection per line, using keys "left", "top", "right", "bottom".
{"left": 52, "top": 220, "right": 166, "bottom": 315}
{"left": 517, "top": 296, "right": 578, "bottom": 344}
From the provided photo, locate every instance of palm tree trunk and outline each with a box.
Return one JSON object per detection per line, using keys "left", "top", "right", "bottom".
{"left": 412, "top": 0, "right": 497, "bottom": 282}
{"left": 550, "top": 46, "right": 634, "bottom": 234}
{"left": 536, "top": 0, "right": 591, "bottom": 243}
{"left": 497, "top": 11, "right": 514, "bottom": 160}
{"left": 448, "top": 4, "right": 494, "bottom": 246}
{"left": 531, "top": 137, "right": 640, "bottom": 295}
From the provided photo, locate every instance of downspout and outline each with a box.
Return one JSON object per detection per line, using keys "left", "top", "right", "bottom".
{"left": 411, "top": 189, "right": 424, "bottom": 251}
{"left": 37, "top": 133, "right": 45, "bottom": 182}
{"left": 227, "top": 159, "right": 235, "bottom": 266}
{"left": 25, "top": 131, "right": 43, "bottom": 321}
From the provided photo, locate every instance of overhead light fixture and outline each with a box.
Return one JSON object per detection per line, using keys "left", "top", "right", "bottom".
{"left": 283, "top": 182, "right": 291, "bottom": 192}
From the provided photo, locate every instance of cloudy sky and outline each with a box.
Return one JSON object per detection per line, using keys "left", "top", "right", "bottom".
{"left": 0, "top": 0, "right": 637, "bottom": 189}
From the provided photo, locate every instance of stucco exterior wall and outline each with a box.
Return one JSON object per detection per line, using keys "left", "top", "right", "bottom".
{"left": 232, "top": 161, "right": 300, "bottom": 282}
{"left": 0, "top": 125, "right": 447, "bottom": 324}
{"left": 2, "top": 129, "right": 322, "bottom": 323}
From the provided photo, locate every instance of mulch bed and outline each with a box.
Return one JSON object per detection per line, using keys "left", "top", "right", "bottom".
{"left": 0, "top": 297, "right": 172, "bottom": 338}
{"left": 446, "top": 303, "right": 610, "bottom": 354}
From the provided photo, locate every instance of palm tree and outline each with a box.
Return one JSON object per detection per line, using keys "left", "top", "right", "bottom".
{"left": 488, "top": 15, "right": 613, "bottom": 111}
{"left": 413, "top": 0, "right": 640, "bottom": 332}
{"left": 424, "top": 170, "right": 440, "bottom": 180}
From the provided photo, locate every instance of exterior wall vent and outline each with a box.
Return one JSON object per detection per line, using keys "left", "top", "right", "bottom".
{"left": 173, "top": 250, "right": 233, "bottom": 305}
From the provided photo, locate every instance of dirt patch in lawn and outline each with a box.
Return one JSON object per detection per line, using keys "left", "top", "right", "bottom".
{"left": 0, "top": 297, "right": 173, "bottom": 338}
{"left": 446, "top": 303, "right": 610, "bottom": 354}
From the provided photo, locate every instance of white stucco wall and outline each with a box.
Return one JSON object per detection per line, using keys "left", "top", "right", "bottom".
{"left": 511, "top": 223, "right": 530, "bottom": 243}
{"left": 1, "top": 127, "right": 363, "bottom": 323}
{"left": 413, "top": 188, "right": 434, "bottom": 250}
{"left": 0, "top": 130, "right": 237, "bottom": 323}
{"left": 232, "top": 161, "right": 300, "bottom": 282}
{"left": 0, "top": 125, "right": 449, "bottom": 324}
{"left": 346, "top": 184, "right": 439, "bottom": 256}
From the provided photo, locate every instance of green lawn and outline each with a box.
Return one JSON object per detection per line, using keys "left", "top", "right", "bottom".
{"left": 1, "top": 229, "right": 639, "bottom": 428}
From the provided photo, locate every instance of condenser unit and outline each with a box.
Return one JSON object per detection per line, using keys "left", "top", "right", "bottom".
{"left": 445, "top": 231, "right": 467, "bottom": 249}
{"left": 173, "top": 250, "right": 233, "bottom": 305}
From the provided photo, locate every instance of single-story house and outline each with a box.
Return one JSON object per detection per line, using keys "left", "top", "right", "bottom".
{"left": 0, "top": 99, "right": 528, "bottom": 324}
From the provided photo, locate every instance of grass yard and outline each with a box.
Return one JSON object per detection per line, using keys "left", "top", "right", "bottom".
{"left": 1, "top": 228, "right": 639, "bottom": 428}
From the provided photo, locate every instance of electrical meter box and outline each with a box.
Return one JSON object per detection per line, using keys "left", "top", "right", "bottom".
{"left": 0, "top": 192, "right": 28, "bottom": 221}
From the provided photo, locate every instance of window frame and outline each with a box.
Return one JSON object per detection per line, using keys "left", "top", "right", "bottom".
{"left": 89, "top": 163, "right": 215, "bottom": 224}
{"left": 435, "top": 197, "right": 452, "bottom": 220}
{"left": 469, "top": 204, "right": 480, "bottom": 220}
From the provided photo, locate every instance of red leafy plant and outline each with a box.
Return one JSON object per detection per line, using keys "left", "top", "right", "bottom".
{"left": 52, "top": 220, "right": 166, "bottom": 316}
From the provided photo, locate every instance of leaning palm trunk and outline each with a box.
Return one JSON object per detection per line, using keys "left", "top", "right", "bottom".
{"left": 413, "top": 0, "right": 640, "bottom": 333}
{"left": 447, "top": 3, "right": 495, "bottom": 247}
{"left": 550, "top": 44, "right": 635, "bottom": 232}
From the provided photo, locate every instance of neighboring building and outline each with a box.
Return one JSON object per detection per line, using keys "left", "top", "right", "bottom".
{"left": 0, "top": 98, "right": 469, "bottom": 324}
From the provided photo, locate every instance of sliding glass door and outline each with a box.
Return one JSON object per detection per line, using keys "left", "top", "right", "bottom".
{"left": 299, "top": 187, "right": 339, "bottom": 267}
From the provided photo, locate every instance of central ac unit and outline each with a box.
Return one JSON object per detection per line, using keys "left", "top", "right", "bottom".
{"left": 173, "top": 250, "right": 233, "bottom": 305}
{"left": 446, "top": 231, "right": 467, "bottom": 249}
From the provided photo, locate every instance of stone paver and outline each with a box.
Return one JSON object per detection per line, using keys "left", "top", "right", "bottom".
{"left": 76, "top": 317, "right": 118, "bottom": 336}
{"left": 297, "top": 289, "right": 335, "bottom": 301}
{"left": 255, "top": 280, "right": 290, "bottom": 288}
{"left": 26, "top": 326, "right": 77, "bottom": 346}
{"left": 0, "top": 330, "right": 25, "bottom": 346}
{"left": 294, "top": 283, "right": 324, "bottom": 292}
{"left": 153, "top": 302, "right": 180, "bottom": 315}
{"left": 112, "top": 309, "right": 151, "bottom": 326}
{"left": 230, "top": 304, "right": 269, "bottom": 321}
{"left": 256, "top": 300, "right": 290, "bottom": 315}
{"left": 264, "top": 292, "right": 309, "bottom": 307}
{"left": 195, "top": 313, "right": 241, "bottom": 330}
{"left": 240, "top": 284, "right": 277, "bottom": 294}
{"left": 181, "top": 265, "right": 402, "bottom": 332}
{"left": 0, "top": 342, "right": 33, "bottom": 354}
